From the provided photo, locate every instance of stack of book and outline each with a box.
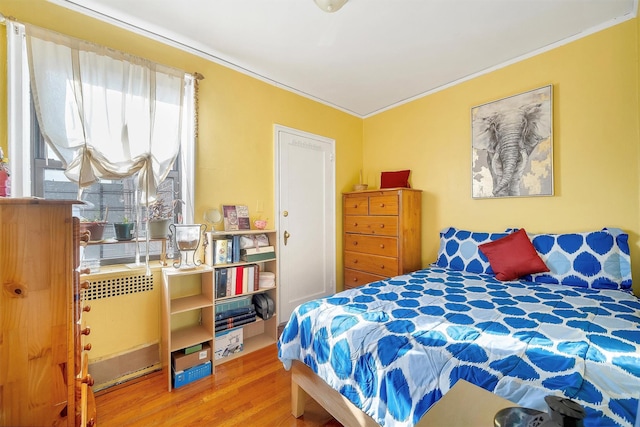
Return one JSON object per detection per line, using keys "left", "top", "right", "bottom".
{"left": 240, "top": 246, "right": 275, "bottom": 262}
{"left": 215, "top": 264, "right": 260, "bottom": 297}
{"left": 215, "top": 304, "right": 256, "bottom": 332}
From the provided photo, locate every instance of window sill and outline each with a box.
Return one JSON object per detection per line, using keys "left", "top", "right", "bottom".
{"left": 81, "top": 261, "right": 165, "bottom": 278}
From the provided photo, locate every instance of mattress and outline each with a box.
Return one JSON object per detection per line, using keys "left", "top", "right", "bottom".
{"left": 278, "top": 267, "right": 640, "bottom": 427}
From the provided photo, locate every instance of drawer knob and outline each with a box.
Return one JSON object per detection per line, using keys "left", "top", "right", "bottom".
{"left": 353, "top": 204, "right": 358, "bottom": 208}
{"left": 81, "top": 327, "right": 91, "bottom": 336}
{"left": 352, "top": 241, "right": 358, "bottom": 246}
{"left": 80, "top": 374, "right": 94, "bottom": 386}
{"left": 84, "top": 343, "right": 92, "bottom": 351}
{"left": 379, "top": 224, "right": 384, "bottom": 228}
{"left": 380, "top": 244, "right": 384, "bottom": 248}
{"left": 380, "top": 265, "right": 385, "bottom": 269}
{"left": 353, "top": 259, "right": 358, "bottom": 264}
{"left": 352, "top": 277, "right": 358, "bottom": 282}
{"left": 79, "top": 268, "right": 91, "bottom": 275}
{"left": 80, "top": 281, "right": 90, "bottom": 290}
{"left": 353, "top": 222, "right": 358, "bottom": 227}
{"left": 83, "top": 305, "right": 91, "bottom": 312}
{"left": 380, "top": 203, "right": 385, "bottom": 207}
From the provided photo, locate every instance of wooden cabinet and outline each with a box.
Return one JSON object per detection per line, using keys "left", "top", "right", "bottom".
{"left": 343, "top": 188, "right": 422, "bottom": 290}
{"left": 0, "top": 198, "right": 95, "bottom": 426}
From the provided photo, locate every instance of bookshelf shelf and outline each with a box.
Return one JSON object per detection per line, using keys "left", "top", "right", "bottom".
{"left": 171, "top": 294, "right": 212, "bottom": 314}
{"left": 171, "top": 325, "right": 212, "bottom": 352}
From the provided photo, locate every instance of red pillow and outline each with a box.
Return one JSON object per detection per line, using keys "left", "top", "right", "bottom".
{"left": 380, "top": 170, "right": 411, "bottom": 189}
{"left": 478, "top": 228, "right": 549, "bottom": 281}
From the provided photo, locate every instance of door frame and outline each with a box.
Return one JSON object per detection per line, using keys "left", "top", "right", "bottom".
{"left": 274, "top": 124, "right": 337, "bottom": 323}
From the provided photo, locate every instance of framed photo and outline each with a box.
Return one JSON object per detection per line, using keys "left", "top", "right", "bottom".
{"left": 236, "top": 205, "right": 250, "bottom": 230}
{"left": 222, "top": 205, "right": 239, "bottom": 231}
{"left": 471, "top": 85, "right": 553, "bottom": 198}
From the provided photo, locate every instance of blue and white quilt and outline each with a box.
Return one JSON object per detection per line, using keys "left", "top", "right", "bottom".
{"left": 278, "top": 267, "right": 640, "bottom": 427}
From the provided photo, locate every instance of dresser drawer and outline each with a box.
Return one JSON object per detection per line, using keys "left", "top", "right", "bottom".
{"left": 344, "top": 251, "right": 399, "bottom": 277}
{"left": 345, "top": 234, "right": 398, "bottom": 257}
{"left": 343, "top": 216, "right": 398, "bottom": 236}
{"left": 344, "top": 268, "right": 388, "bottom": 289}
{"left": 368, "top": 195, "right": 398, "bottom": 215}
{"left": 344, "top": 195, "right": 368, "bottom": 215}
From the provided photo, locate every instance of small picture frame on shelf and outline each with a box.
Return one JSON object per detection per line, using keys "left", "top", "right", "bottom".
{"left": 222, "top": 205, "right": 239, "bottom": 231}
{"left": 236, "top": 205, "right": 250, "bottom": 230}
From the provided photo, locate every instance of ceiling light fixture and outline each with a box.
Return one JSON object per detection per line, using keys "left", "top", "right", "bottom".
{"left": 314, "top": 0, "right": 348, "bottom": 13}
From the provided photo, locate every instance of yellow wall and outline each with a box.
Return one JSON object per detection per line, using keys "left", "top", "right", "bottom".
{"left": 0, "top": 0, "right": 362, "bottom": 362}
{"left": 1, "top": 2, "right": 639, "bottom": 362}
{"left": 364, "top": 19, "right": 640, "bottom": 295}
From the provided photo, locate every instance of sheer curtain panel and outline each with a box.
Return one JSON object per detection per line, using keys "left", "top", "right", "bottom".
{"left": 25, "top": 24, "right": 187, "bottom": 201}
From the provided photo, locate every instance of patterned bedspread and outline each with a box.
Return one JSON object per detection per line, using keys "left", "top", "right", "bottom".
{"left": 278, "top": 267, "right": 640, "bottom": 427}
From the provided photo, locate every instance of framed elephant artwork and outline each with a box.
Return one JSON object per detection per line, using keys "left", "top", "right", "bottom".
{"left": 471, "top": 85, "right": 553, "bottom": 198}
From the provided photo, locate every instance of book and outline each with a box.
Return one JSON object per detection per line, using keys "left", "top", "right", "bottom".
{"left": 222, "top": 205, "right": 239, "bottom": 231}
{"left": 241, "top": 246, "right": 275, "bottom": 255}
{"left": 215, "top": 315, "right": 256, "bottom": 332}
{"left": 235, "top": 266, "right": 244, "bottom": 295}
{"left": 215, "top": 304, "right": 255, "bottom": 321}
{"left": 215, "top": 310, "right": 256, "bottom": 329}
{"left": 236, "top": 205, "right": 251, "bottom": 230}
{"left": 242, "top": 266, "right": 250, "bottom": 294}
{"left": 184, "top": 343, "right": 203, "bottom": 355}
{"left": 241, "top": 252, "right": 275, "bottom": 262}
{"left": 253, "top": 264, "right": 260, "bottom": 291}
{"left": 215, "top": 268, "right": 228, "bottom": 298}
{"left": 214, "top": 239, "right": 228, "bottom": 265}
{"left": 227, "top": 267, "right": 235, "bottom": 296}
{"left": 232, "top": 235, "right": 241, "bottom": 263}
{"left": 226, "top": 239, "right": 233, "bottom": 264}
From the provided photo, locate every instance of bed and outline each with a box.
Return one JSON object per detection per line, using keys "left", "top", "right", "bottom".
{"left": 278, "top": 227, "right": 640, "bottom": 427}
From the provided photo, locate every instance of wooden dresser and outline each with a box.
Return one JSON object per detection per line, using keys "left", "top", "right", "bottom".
{"left": 343, "top": 188, "right": 422, "bottom": 290}
{"left": 0, "top": 198, "right": 96, "bottom": 426}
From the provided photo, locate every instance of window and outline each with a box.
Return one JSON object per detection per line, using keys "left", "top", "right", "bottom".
{"left": 8, "top": 21, "right": 196, "bottom": 266}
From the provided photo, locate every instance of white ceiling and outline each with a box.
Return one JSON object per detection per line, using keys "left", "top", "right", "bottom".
{"left": 54, "top": 0, "right": 636, "bottom": 118}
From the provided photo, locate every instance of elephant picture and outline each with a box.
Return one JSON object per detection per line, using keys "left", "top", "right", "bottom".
{"left": 472, "top": 85, "right": 553, "bottom": 198}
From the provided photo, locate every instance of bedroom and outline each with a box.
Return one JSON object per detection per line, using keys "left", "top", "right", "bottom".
{"left": 0, "top": 0, "right": 639, "bottom": 426}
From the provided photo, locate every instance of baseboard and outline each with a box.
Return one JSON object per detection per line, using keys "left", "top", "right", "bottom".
{"left": 89, "top": 343, "right": 161, "bottom": 391}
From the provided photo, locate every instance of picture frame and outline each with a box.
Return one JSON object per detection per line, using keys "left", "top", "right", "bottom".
{"left": 471, "top": 85, "right": 553, "bottom": 198}
{"left": 222, "top": 205, "right": 239, "bottom": 231}
{"left": 236, "top": 205, "right": 251, "bottom": 230}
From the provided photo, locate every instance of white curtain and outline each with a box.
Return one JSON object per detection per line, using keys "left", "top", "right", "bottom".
{"left": 24, "top": 23, "right": 187, "bottom": 201}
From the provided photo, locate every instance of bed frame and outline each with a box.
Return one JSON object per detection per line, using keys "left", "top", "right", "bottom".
{"left": 290, "top": 361, "right": 520, "bottom": 427}
{"left": 291, "top": 361, "right": 433, "bottom": 427}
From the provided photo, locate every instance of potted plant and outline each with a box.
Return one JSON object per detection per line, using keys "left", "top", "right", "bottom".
{"left": 146, "top": 197, "right": 183, "bottom": 239}
{"left": 79, "top": 216, "right": 108, "bottom": 242}
{"left": 114, "top": 216, "right": 135, "bottom": 241}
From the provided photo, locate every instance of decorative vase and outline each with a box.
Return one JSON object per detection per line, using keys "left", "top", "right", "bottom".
{"left": 148, "top": 218, "right": 171, "bottom": 239}
{"left": 170, "top": 223, "right": 206, "bottom": 269}
{"left": 114, "top": 222, "right": 135, "bottom": 241}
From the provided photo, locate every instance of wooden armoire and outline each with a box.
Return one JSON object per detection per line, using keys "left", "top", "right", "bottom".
{"left": 0, "top": 198, "right": 96, "bottom": 426}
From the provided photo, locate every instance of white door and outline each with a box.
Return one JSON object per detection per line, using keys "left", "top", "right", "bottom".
{"left": 275, "top": 125, "right": 336, "bottom": 324}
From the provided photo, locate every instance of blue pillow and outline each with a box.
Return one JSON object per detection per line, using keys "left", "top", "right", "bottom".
{"left": 435, "top": 227, "right": 510, "bottom": 274}
{"left": 522, "top": 228, "right": 632, "bottom": 290}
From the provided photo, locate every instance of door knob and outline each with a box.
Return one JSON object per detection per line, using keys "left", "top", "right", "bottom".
{"left": 284, "top": 230, "right": 290, "bottom": 245}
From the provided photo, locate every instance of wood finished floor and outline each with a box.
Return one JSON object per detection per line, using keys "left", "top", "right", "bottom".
{"left": 95, "top": 344, "right": 343, "bottom": 426}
